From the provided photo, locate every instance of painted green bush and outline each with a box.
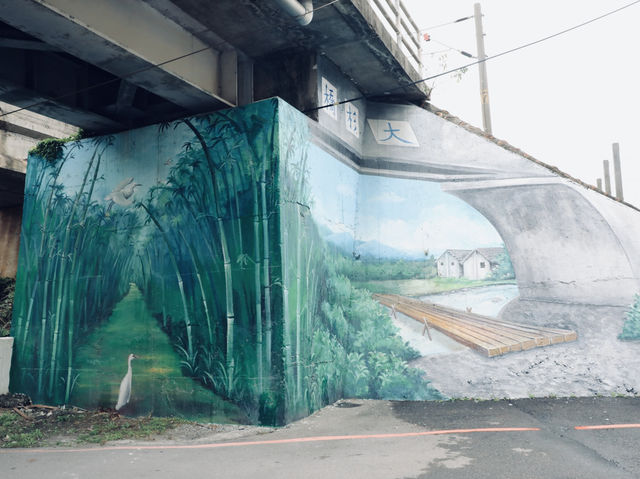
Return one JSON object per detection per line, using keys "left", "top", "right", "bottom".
{"left": 489, "top": 249, "right": 516, "bottom": 280}
{"left": 619, "top": 294, "right": 640, "bottom": 340}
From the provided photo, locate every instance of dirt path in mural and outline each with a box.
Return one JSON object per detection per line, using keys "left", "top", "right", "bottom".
{"left": 70, "top": 285, "right": 247, "bottom": 423}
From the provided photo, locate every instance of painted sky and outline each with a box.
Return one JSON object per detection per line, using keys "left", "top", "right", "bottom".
{"left": 56, "top": 121, "right": 191, "bottom": 205}
{"left": 307, "top": 144, "right": 503, "bottom": 257}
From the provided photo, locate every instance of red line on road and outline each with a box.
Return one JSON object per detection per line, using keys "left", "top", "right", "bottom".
{"left": 1, "top": 427, "right": 540, "bottom": 454}
{"left": 575, "top": 424, "right": 640, "bottom": 431}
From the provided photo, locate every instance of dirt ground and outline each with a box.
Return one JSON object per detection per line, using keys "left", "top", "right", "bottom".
{"left": 0, "top": 394, "right": 271, "bottom": 448}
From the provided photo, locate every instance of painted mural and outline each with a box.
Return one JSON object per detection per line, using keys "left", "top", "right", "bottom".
{"left": 12, "top": 98, "right": 476, "bottom": 425}
{"left": 11, "top": 100, "right": 285, "bottom": 423}
{"left": 12, "top": 96, "right": 639, "bottom": 425}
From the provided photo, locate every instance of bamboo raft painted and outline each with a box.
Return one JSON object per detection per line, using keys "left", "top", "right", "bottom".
{"left": 374, "top": 293, "right": 577, "bottom": 357}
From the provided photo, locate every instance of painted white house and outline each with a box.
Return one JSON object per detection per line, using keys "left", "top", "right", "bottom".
{"left": 438, "top": 247, "right": 506, "bottom": 280}
{"left": 462, "top": 248, "right": 504, "bottom": 280}
{"left": 436, "top": 249, "right": 471, "bottom": 278}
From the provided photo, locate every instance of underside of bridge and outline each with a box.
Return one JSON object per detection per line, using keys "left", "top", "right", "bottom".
{"left": 0, "top": 0, "right": 427, "bottom": 134}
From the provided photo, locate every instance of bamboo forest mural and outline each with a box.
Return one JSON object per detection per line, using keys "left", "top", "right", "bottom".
{"left": 17, "top": 97, "right": 586, "bottom": 426}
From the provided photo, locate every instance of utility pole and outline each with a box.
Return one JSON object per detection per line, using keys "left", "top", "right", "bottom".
{"left": 474, "top": 3, "right": 492, "bottom": 135}
{"left": 603, "top": 160, "right": 612, "bottom": 195}
{"left": 612, "top": 142, "right": 624, "bottom": 201}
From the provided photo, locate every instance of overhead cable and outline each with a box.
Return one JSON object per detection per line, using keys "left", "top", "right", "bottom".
{"left": 305, "top": 0, "right": 640, "bottom": 113}
{"left": 0, "top": 0, "right": 344, "bottom": 120}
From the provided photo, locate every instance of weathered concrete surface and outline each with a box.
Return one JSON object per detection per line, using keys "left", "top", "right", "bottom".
{"left": 0, "top": 0, "right": 427, "bottom": 133}
{"left": 0, "top": 206, "right": 21, "bottom": 278}
{"left": 1, "top": 398, "right": 639, "bottom": 478}
{"left": 0, "top": 0, "right": 234, "bottom": 113}
{"left": 0, "top": 101, "right": 78, "bottom": 174}
{"left": 0, "top": 337, "right": 13, "bottom": 394}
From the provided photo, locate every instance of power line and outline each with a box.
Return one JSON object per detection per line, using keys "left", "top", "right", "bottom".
{"left": 428, "top": 38, "right": 476, "bottom": 58}
{"left": 305, "top": 0, "right": 640, "bottom": 113}
{"left": 0, "top": 0, "right": 344, "bottom": 120}
{"left": 2, "top": 0, "right": 637, "bottom": 120}
{"left": 420, "top": 15, "right": 474, "bottom": 32}
{"left": 423, "top": 48, "right": 453, "bottom": 56}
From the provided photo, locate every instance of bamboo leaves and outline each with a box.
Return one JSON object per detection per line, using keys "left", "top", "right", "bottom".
{"left": 12, "top": 137, "right": 136, "bottom": 403}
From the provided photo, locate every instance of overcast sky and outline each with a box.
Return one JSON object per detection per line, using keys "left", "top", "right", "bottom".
{"left": 405, "top": 0, "right": 640, "bottom": 206}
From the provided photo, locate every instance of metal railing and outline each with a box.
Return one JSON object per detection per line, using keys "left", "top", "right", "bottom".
{"left": 369, "top": 0, "right": 422, "bottom": 73}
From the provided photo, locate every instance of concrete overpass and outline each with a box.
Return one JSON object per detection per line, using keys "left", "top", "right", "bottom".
{"left": 1, "top": 0, "right": 638, "bottom": 310}
{"left": 0, "top": 0, "right": 427, "bottom": 133}
{"left": 0, "top": 0, "right": 427, "bottom": 276}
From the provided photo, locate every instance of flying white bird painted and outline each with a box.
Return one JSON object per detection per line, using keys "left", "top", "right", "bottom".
{"left": 115, "top": 353, "right": 138, "bottom": 411}
{"left": 105, "top": 177, "right": 141, "bottom": 207}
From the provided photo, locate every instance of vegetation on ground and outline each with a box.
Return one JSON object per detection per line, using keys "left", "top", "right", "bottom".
{"left": 336, "top": 256, "right": 437, "bottom": 282}
{"left": 619, "top": 294, "right": 640, "bottom": 340}
{"left": 0, "top": 407, "right": 186, "bottom": 448}
{"left": 0, "top": 277, "right": 14, "bottom": 337}
{"left": 351, "top": 277, "right": 516, "bottom": 297}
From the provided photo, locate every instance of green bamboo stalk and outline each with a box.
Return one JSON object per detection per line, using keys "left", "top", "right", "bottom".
{"left": 36, "top": 253, "right": 55, "bottom": 398}
{"left": 65, "top": 148, "right": 103, "bottom": 403}
{"left": 48, "top": 145, "right": 101, "bottom": 397}
{"left": 140, "top": 202, "right": 194, "bottom": 357}
{"left": 295, "top": 206, "right": 303, "bottom": 401}
{"left": 260, "top": 168, "right": 272, "bottom": 376}
{"left": 178, "top": 229, "right": 214, "bottom": 346}
{"left": 252, "top": 178, "right": 263, "bottom": 393}
{"left": 18, "top": 151, "right": 71, "bottom": 352}
{"left": 280, "top": 192, "right": 292, "bottom": 401}
{"left": 183, "top": 118, "right": 236, "bottom": 394}
{"left": 228, "top": 162, "right": 244, "bottom": 252}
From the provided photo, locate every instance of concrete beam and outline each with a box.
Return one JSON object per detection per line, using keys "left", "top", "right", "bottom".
{"left": 0, "top": 100, "right": 79, "bottom": 174}
{"left": 0, "top": 81, "right": 122, "bottom": 131}
{"left": 0, "top": 0, "right": 236, "bottom": 113}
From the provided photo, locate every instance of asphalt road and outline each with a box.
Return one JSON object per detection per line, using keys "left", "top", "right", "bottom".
{"left": 1, "top": 397, "right": 639, "bottom": 479}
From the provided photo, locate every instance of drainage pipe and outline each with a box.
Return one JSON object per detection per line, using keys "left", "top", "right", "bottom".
{"left": 274, "top": 0, "right": 314, "bottom": 26}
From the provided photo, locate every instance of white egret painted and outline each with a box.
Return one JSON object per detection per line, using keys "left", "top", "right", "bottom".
{"left": 115, "top": 353, "right": 138, "bottom": 411}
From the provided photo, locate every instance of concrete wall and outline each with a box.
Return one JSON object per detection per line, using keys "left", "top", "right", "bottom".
{"left": 0, "top": 206, "right": 22, "bottom": 278}
{"left": 0, "top": 337, "right": 13, "bottom": 394}
{"left": 0, "top": 101, "right": 78, "bottom": 174}
{"left": 0, "top": 103, "right": 77, "bottom": 278}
